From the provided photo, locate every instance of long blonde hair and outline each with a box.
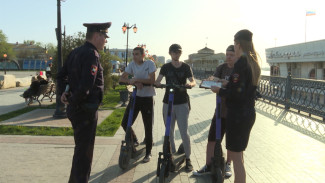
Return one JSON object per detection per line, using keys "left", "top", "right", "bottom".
{"left": 236, "top": 40, "right": 261, "bottom": 86}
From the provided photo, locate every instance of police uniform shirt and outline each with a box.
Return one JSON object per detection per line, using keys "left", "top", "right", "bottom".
{"left": 57, "top": 41, "right": 104, "bottom": 107}
{"left": 218, "top": 56, "right": 256, "bottom": 108}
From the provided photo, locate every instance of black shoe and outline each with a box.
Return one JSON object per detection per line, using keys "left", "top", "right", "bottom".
{"left": 185, "top": 159, "right": 193, "bottom": 172}
{"left": 143, "top": 154, "right": 152, "bottom": 163}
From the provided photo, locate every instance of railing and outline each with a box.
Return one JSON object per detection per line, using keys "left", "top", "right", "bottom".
{"left": 258, "top": 74, "right": 325, "bottom": 120}
{"left": 193, "top": 70, "right": 325, "bottom": 120}
{"left": 193, "top": 70, "right": 213, "bottom": 80}
{"left": 194, "top": 71, "right": 325, "bottom": 140}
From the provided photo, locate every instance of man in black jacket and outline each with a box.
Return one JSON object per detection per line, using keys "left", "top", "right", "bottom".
{"left": 57, "top": 22, "right": 111, "bottom": 183}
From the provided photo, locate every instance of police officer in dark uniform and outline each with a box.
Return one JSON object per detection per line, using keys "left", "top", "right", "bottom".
{"left": 57, "top": 22, "right": 111, "bottom": 183}
{"left": 214, "top": 29, "right": 261, "bottom": 182}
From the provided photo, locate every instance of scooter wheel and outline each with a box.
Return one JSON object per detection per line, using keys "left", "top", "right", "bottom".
{"left": 157, "top": 160, "right": 161, "bottom": 176}
{"left": 118, "top": 146, "right": 131, "bottom": 170}
{"left": 211, "top": 168, "right": 224, "bottom": 183}
{"left": 159, "top": 162, "right": 168, "bottom": 183}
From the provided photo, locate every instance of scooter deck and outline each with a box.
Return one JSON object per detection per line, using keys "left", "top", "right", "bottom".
{"left": 170, "top": 152, "right": 186, "bottom": 172}
{"left": 132, "top": 144, "right": 146, "bottom": 159}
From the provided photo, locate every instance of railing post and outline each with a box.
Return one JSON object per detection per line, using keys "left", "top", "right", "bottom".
{"left": 284, "top": 72, "right": 292, "bottom": 110}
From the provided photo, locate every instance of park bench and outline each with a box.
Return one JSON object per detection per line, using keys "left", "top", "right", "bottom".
{"left": 40, "top": 83, "right": 55, "bottom": 102}
{"left": 26, "top": 83, "right": 55, "bottom": 106}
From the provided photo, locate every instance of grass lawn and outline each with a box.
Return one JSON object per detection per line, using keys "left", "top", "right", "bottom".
{"left": 0, "top": 88, "right": 126, "bottom": 136}
{"left": 101, "top": 85, "right": 127, "bottom": 109}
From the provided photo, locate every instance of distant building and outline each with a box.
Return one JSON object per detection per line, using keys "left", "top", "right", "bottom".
{"left": 185, "top": 47, "right": 225, "bottom": 75}
{"left": 109, "top": 48, "right": 133, "bottom": 65}
{"left": 1, "top": 42, "right": 52, "bottom": 70}
{"left": 266, "top": 39, "right": 325, "bottom": 80}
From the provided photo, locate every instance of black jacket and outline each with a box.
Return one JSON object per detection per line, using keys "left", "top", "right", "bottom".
{"left": 57, "top": 41, "right": 104, "bottom": 107}
{"left": 219, "top": 56, "right": 256, "bottom": 109}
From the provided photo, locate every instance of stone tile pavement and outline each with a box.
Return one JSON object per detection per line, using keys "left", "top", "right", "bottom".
{"left": 0, "top": 84, "right": 325, "bottom": 182}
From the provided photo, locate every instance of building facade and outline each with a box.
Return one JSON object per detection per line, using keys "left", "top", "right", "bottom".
{"left": 185, "top": 47, "right": 225, "bottom": 76}
{"left": 109, "top": 48, "right": 133, "bottom": 65}
{"left": 266, "top": 39, "right": 325, "bottom": 80}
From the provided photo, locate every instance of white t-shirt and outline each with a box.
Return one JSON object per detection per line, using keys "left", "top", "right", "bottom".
{"left": 125, "top": 60, "right": 156, "bottom": 97}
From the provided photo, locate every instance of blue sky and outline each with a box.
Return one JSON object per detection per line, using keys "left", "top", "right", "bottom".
{"left": 1, "top": 0, "right": 325, "bottom": 67}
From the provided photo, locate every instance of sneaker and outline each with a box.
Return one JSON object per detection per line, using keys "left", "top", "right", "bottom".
{"left": 192, "top": 164, "right": 211, "bottom": 176}
{"left": 185, "top": 159, "right": 193, "bottom": 172}
{"left": 143, "top": 154, "right": 152, "bottom": 163}
{"left": 225, "top": 162, "right": 232, "bottom": 177}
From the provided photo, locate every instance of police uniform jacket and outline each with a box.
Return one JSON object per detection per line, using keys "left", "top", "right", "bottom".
{"left": 219, "top": 56, "right": 256, "bottom": 109}
{"left": 57, "top": 41, "right": 104, "bottom": 110}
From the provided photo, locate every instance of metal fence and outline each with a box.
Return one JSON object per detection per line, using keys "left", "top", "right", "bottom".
{"left": 258, "top": 74, "right": 325, "bottom": 120}
{"left": 193, "top": 70, "right": 325, "bottom": 120}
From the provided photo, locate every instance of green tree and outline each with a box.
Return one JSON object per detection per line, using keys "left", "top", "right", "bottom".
{"left": 44, "top": 43, "right": 56, "bottom": 60}
{"left": 52, "top": 32, "right": 114, "bottom": 92}
{"left": 0, "top": 30, "right": 15, "bottom": 60}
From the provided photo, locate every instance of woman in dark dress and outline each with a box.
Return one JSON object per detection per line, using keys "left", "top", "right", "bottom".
{"left": 214, "top": 29, "right": 261, "bottom": 183}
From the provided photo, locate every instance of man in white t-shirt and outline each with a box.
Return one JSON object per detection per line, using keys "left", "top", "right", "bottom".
{"left": 118, "top": 46, "right": 156, "bottom": 163}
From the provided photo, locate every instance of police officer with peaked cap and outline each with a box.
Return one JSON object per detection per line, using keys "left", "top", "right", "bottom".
{"left": 57, "top": 22, "right": 111, "bottom": 183}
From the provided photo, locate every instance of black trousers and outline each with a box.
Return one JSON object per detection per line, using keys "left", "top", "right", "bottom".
{"left": 121, "top": 96, "right": 154, "bottom": 155}
{"left": 67, "top": 105, "right": 98, "bottom": 183}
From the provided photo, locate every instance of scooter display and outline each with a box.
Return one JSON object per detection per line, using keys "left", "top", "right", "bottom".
{"left": 118, "top": 83, "right": 147, "bottom": 170}
{"left": 155, "top": 84, "right": 191, "bottom": 183}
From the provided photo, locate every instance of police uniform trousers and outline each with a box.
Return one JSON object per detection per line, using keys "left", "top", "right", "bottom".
{"left": 67, "top": 105, "right": 98, "bottom": 183}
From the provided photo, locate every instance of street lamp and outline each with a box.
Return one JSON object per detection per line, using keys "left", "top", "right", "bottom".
{"left": 122, "top": 23, "right": 137, "bottom": 67}
{"left": 53, "top": 0, "right": 67, "bottom": 118}
{"left": 3, "top": 53, "right": 7, "bottom": 75}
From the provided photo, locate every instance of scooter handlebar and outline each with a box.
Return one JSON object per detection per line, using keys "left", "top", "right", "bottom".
{"left": 118, "top": 82, "right": 152, "bottom": 87}
{"left": 154, "top": 84, "right": 192, "bottom": 89}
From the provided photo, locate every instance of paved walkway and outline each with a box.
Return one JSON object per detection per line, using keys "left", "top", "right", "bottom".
{"left": 0, "top": 84, "right": 325, "bottom": 182}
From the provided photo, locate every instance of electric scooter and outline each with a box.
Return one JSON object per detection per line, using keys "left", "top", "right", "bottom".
{"left": 118, "top": 83, "right": 147, "bottom": 170}
{"left": 199, "top": 81, "right": 225, "bottom": 182}
{"left": 210, "top": 95, "right": 225, "bottom": 182}
{"left": 156, "top": 84, "right": 191, "bottom": 183}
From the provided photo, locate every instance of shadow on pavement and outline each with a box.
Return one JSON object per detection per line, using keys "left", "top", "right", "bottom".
{"left": 256, "top": 100, "right": 325, "bottom": 143}
{"left": 90, "top": 152, "right": 147, "bottom": 183}
{"left": 154, "top": 119, "right": 211, "bottom": 147}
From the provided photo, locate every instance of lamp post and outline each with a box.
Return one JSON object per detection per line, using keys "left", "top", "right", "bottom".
{"left": 3, "top": 54, "right": 7, "bottom": 75}
{"left": 53, "top": 0, "right": 66, "bottom": 118}
{"left": 122, "top": 23, "right": 137, "bottom": 67}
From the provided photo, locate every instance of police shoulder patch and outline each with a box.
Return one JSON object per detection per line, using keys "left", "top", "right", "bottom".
{"left": 91, "top": 65, "right": 98, "bottom": 76}
{"left": 233, "top": 73, "right": 239, "bottom": 83}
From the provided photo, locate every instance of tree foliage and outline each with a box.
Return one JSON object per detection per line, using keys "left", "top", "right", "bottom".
{"left": 0, "top": 30, "right": 15, "bottom": 60}
{"left": 52, "top": 32, "right": 115, "bottom": 92}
